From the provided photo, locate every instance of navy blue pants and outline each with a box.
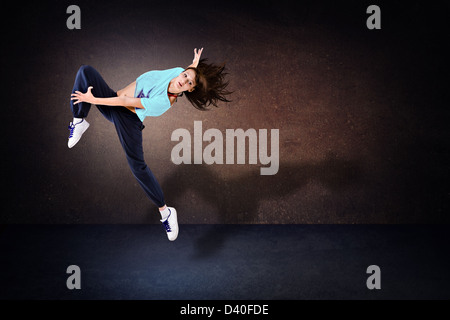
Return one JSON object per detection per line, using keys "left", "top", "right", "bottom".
{"left": 70, "top": 65, "right": 165, "bottom": 208}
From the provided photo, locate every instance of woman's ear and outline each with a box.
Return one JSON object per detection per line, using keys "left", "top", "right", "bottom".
{"left": 188, "top": 87, "right": 195, "bottom": 93}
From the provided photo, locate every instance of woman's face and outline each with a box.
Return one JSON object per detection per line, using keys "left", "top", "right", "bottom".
{"left": 169, "top": 69, "right": 197, "bottom": 94}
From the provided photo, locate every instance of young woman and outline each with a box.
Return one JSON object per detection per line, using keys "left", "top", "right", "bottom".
{"left": 69, "top": 48, "right": 231, "bottom": 241}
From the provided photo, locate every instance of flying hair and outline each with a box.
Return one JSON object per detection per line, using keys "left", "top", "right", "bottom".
{"left": 184, "top": 58, "right": 232, "bottom": 111}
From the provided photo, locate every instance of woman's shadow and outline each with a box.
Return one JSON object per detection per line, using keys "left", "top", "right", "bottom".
{"left": 161, "top": 153, "right": 362, "bottom": 258}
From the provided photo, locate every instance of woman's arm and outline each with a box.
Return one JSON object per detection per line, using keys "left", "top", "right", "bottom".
{"left": 186, "top": 47, "right": 203, "bottom": 69}
{"left": 72, "top": 47, "right": 204, "bottom": 108}
{"left": 71, "top": 86, "right": 145, "bottom": 109}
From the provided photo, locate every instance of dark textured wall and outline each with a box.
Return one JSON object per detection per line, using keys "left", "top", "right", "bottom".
{"left": 3, "top": 0, "right": 449, "bottom": 223}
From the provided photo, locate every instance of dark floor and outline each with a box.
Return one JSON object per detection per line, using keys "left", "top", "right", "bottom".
{"left": 1, "top": 224, "right": 448, "bottom": 300}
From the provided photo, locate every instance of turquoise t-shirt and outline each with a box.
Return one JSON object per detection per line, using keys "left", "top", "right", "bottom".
{"left": 134, "top": 67, "right": 184, "bottom": 122}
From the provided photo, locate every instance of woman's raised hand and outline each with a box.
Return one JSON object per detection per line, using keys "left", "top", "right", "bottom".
{"left": 192, "top": 48, "right": 204, "bottom": 68}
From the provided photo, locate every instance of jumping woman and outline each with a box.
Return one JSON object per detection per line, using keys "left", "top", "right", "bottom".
{"left": 69, "top": 48, "right": 231, "bottom": 241}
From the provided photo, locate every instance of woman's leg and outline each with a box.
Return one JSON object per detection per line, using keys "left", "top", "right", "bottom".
{"left": 68, "top": 65, "right": 117, "bottom": 148}
{"left": 70, "top": 65, "right": 163, "bottom": 203}
{"left": 109, "top": 109, "right": 179, "bottom": 240}
{"left": 70, "top": 65, "right": 116, "bottom": 121}
{"left": 111, "top": 109, "right": 166, "bottom": 207}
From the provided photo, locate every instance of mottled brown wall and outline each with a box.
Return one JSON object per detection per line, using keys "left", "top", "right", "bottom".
{"left": 3, "top": 0, "right": 449, "bottom": 223}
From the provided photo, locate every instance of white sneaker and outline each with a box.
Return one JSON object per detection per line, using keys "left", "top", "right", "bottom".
{"left": 68, "top": 119, "right": 90, "bottom": 148}
{"left": 161, "top": 207, "right": 179, "bottom": 241}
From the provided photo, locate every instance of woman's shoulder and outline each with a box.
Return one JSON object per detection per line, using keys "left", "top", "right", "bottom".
{"left": 139, "top": 67, "right": 184, "bottom": 77}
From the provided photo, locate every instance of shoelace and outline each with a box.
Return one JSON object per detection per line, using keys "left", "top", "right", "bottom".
{"left": 68, "top": 120, "right": 83, "bottom": 138}
{"left": 68, "top": 123, "right": 76, "bottom": 138}
{"left": 162, "top": 212, "right": 172, "bottom": 233}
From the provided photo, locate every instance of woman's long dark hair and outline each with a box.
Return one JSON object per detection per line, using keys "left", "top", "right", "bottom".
{"left": 184, "top": 58, "right": 232, "bottom": 111}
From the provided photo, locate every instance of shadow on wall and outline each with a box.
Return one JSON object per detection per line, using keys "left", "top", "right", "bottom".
{"left": 161, "top": 153, "right": 362, "bottom": 258}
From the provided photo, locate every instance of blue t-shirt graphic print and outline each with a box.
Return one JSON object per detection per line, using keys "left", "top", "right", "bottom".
{"left": 136, "top": 88, "right": 152, "bottom": 99}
